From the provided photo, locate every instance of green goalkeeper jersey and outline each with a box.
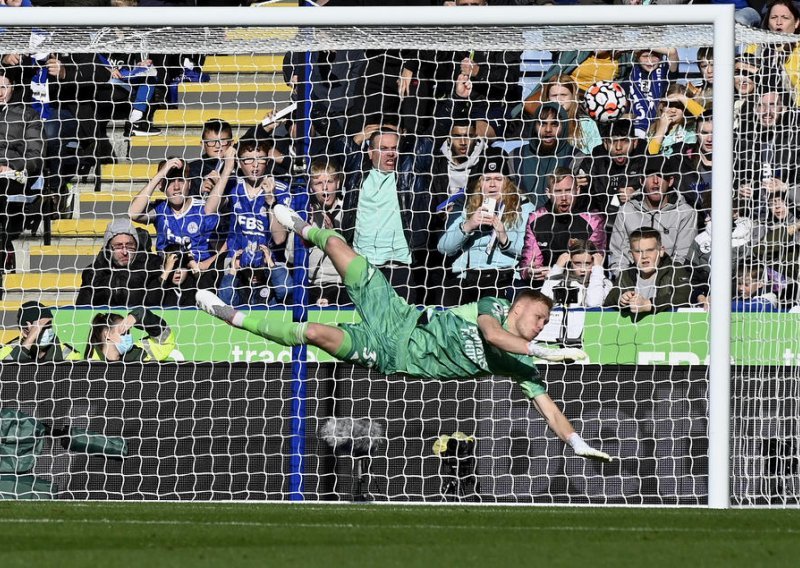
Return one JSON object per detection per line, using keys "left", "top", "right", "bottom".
{"left": 395, "top": 297, "right": 546, "bottom": 399}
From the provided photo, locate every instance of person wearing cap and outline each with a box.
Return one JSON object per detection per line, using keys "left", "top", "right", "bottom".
{"left": 128, "top": 156, "right": 220, "bottom": 293}
{"left": 204, "top": 139, "right": 293, "bottom": 306}
{"left": 438, "top": 147, "right": 534, "bottom": 306}
{"left": 75, "top": 218, "right": 163, "bottom": 308}
{"left": 0, "top": 301, "right": 81, "bottom": 362}
{"left": 339, "top": 126, "right": 431, "bottom": 304}
{"left": 608, "top": 154, "right": 698, "bottom": 277}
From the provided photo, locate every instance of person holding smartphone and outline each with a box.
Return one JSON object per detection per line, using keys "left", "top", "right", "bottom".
{"left": 437, "top": 148, "right": 534, "bottom": 306}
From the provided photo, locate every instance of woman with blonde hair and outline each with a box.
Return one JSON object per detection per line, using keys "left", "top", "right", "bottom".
{"left": 437, "top": 148, "right": 535, "bottom": 306}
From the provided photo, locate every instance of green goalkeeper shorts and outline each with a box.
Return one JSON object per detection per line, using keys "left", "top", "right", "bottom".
{"left": 338, "top": 262, "right": 420, "bottom": 373}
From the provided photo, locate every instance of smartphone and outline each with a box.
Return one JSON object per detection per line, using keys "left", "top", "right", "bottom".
{"left": 482, "top": 197, "right": 497, "bottom": 213}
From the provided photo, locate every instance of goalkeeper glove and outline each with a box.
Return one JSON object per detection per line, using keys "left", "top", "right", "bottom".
{"left": 568, "top": 433, "right": 612, "bottom": 463}
{"left": 527, "top": 342, "right": 588, "bottom": 362}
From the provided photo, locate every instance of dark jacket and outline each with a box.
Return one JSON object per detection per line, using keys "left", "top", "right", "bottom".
{"left": 75, "top": 219, "right": 163, "bottom": 308}
{"left": 0, "top": 101, "right": 44, "bottom": 182}
{"left": 340, "top": 136, "right": 431, "bottom": 252}
{"left": 515, "top": 102, "right": 577, "bottom": 207}
{"left": 604, "top": 255, "right": 692, "bottom": 322}
{"left": 587, "top": 140, "right": 646, "bottom": 218}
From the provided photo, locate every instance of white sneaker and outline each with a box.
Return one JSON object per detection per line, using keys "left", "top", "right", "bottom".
{"left": 273, "top": 204, "right": 308, "bottom": 235}
{"left": 196, "top": 289, "right": 237, "bottom": 325}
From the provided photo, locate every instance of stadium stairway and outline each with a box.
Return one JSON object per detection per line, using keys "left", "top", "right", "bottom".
{"left": 5, "top": 31, "right": 292, "bottom": 328}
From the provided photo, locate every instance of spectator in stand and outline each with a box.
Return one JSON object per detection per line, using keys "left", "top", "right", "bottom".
{"left": 682, "top": 112, "right": 714, "bottom": 209}
{"left": 735, "top": 90, "right": 800, "bottom": 218}
{"left": 646, "top": 83, "right": 704, "bottom": 159}
{"left": 519, "top": 168, "right": 606, "bottom": 286}
{"left": 188, "top": 119, "right": 236, "bottom": 199}
{"left": 751, "top": 0, "right": 800, "bottom": 105}
{"left": 540, "top": 74, "right": 602, "bottom": 154}
{"left": 541, "top": 240, "right": 611, "bottom": 308}
{"left": 205, "top": 140, "right": 293, "bottom": 306}
{"left": 732, "top": 265, "right": 780, "bottom": 312}
{"left": 428, "top": 0, "right": 523, "bottom": 139}
{"left": 608, "top": 155, "right": 697, "bottom": 276}
{"left": 429, "top": 119, "right": 487, "bottom": 203}
{"left": 516, "top": 101, "right": 577, "bottom": 208}
{"left": 345, "top": 49, "right": 423, "bottom": 136}
{"left": 76, "top": 218, "right": 163, "bottom": 308}
{"left": 688, "top": 197, "right": 755, "bottom": 309}
{"left": 34, "top": 52, "right": 123, "bottom": 167}
{"left": 291, "top": 161, "right": 349, "bottom": 307}
{"left": 627, "top": 48, "right": 678, "bottom": 140}
{"left": 283, "top": 46, "right": 365, "bottom": 158}
{"left": 751, "top": 191, "right": 800, "bottom": 305}
{"left": 128, "top": 157, "right": 220, "bottom": 291}
{"left": 341, "top": 127, "right": 431, "bottom": 303}
{"left": 437, "top": 148, "right": 533, "bottom": 306}
{"left": 0, "top": 69, "right": 43, "bottom": 270}
{"left": 84, "top": 307, "right": 177, "bottom": 362}
{"left": 0, "top": 301, "right": 81, "bottom": 362}
{"left": 733, "top": 54, "right": 762, "bottom": 131}
{"left": 156, "top": 244, "right": 201, "bottom": 308}
{"left": 0, "top": 51, "right": 80, "bottom": 198}
{"left": 687, "top": 47, "right": 714, "bottom": 110}
{"left": 99, "top": 51, "right": 162, "bottom": 137}
{"left": 604, "top": 227, "right": 692, "bottom": 321}
{"left": 586, "top": 118, "right": 645, "bottom": 230}
{"left": 523, "top": 50, "right": 633, "bottom": 118}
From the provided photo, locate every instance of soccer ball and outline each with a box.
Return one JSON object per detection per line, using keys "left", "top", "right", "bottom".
{"left": 583, "top": 81, "right": 628, "bottom": 122}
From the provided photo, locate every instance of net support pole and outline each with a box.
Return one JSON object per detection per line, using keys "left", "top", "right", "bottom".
{"left": 708, "top": 7, "right": 735, "bottom": 510}
{"left": 287, "top": 0, "right": 316, "bottom": 501}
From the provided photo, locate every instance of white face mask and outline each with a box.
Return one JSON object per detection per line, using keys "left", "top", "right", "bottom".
{"left": 39, "top": 328, "right": 55, "bottom": 347}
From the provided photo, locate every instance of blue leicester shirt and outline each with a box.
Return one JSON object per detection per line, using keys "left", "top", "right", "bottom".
{"left": 152, "top": 198, "right": 219, "bottom": 261}
{"left": 226, "top": 177, "right": 291, "bottom": 268}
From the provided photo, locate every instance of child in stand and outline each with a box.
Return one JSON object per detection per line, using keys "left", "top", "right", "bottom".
{"left": 541, "top": 240, "right": 611, "bottom": 308}
{"left": 732, "top": 265, "right": 779, "bottom": 313}
{"left": 628, "top": 48, "right": 678, "bottom": 140}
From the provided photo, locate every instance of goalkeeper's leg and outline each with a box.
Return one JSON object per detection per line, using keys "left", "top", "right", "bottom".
{"left": 273, "top": 204, "right": 363, "bottom": 284}
{"left": 196, "top": 290, "right": 353, "bottom": 359}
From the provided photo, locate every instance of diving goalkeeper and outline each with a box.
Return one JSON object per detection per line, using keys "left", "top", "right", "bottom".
{"left": 197, "top": 204, "right": 611, "bottom": 463}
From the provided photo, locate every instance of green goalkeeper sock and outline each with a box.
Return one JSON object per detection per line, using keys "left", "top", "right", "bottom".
{"left": 241, "top": 314, "right": 354, "bottom": 360}
{"left": 242, "top": 315, "right": 308, "bottom": 346}
{"left": 305, "top": 227, "right": 345, "bottom": 250}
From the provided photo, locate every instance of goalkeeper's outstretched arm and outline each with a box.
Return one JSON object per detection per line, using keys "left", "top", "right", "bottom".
{"left": 532, "top": 393, "right": 612, "bottom": 463}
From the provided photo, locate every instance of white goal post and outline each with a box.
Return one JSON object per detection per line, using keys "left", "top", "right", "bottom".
{"left": 0, "top": 4, "right": 738, "bottom": 506}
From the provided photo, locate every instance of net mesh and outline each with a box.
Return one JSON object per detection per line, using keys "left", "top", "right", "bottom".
{"left": 0, "top": 13, "right": 797, "bottom": 505}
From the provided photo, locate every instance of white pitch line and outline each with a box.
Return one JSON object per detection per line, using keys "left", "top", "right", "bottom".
{"left": 0, "top": 518, "right": 797, "bottom": 535}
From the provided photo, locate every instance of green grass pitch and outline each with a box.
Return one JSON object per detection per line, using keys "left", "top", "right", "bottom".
{"left": 1, "top": 502, "right": 797, "bottom": 567}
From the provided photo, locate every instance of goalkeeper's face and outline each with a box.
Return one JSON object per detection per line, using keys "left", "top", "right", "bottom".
{"left": 510, "top": 297, "right": 551, "bottom": 341}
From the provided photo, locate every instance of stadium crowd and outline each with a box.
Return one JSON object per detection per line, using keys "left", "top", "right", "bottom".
{"left": 1, "top": 0, "right": 800, "bottom": 361}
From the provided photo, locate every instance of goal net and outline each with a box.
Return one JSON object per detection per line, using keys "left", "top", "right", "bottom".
{"left": 0, "top": 5, "right": 794, "bottom": 506}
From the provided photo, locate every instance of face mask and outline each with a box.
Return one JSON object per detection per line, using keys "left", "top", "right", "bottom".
{"left": 115, "top": 333, "right": 134, "bottom": 355}
{"left": 38, "top": 328, "right": 55, "bottom": 347}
